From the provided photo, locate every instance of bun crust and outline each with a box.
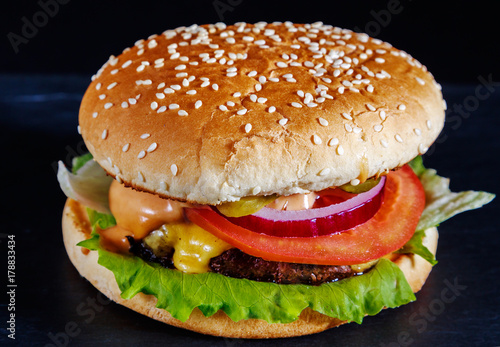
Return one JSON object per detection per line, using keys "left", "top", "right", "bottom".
{"left": 79, "top": 22, "right": 445, "bottom": 204}
{"left": 62, "top": 198, "right": 438, "bottom": 338}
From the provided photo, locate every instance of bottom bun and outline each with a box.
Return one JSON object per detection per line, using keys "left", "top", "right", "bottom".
{"left": 62, "top": 198, "right": 438, "bottom": 339}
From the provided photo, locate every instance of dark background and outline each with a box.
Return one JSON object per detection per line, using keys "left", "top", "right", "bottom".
{"left": 1, "top": 1, "right": 499, "bottom": 346}
{"left": 1, "top": 0, "right": 500, "bottom": 83}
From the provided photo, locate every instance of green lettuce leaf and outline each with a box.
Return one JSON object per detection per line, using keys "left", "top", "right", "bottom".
{"left": 403, "top": 156, "right": 494, "bottom": 265}
{"left": 396, "top": 229, "right": 437, "bottom": 266}
{"left": 409, "top": 156, "right": 495, "bottom": 232}
{"left": 80, "top": 226, "right": 415, "bottom": 323}
{"left": 72, "top": 152, "right": 93, "bottom": 174}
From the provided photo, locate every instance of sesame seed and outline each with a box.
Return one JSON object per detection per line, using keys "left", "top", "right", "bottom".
{"left": 366, "top": 85, "right": 374, "bottom": 93}
{"left": 304, "top": 93, "right": 313, "bottom": 104}
{"left": 164, "top": 88, "right": 174, "bottom": 94}
{"left": 279, "top": 118, "right": 288, "bottom": 126}
{"left": 328, "top": 138, "right": 339, "bottom": 146}
{"left": 175, "top": 64, "right": 186, "bottom": 70}
{"left": 269, "top": 77, "right": 280, "bottom": 82}
{"left": 101, "top": 129, "right": 108, "bottom": 139}
{"left": 160, "top": 181, "right": 167, "bottom": 190}
{"left": 341, "top": 112, "right": 352, "bottom": 120}
{"left": 201, "top": 81, "right": 210, "bottom": 88}
{"left": 186, "top": 90, "right": 197, "bottom": 95}
{"left": 171, "top": 84, "right": 181, "bottom": 90}
{"left": 338, "top": 86, "right": 345, "bottom": 94}
{"left": 104, "top": 102, "right": 113, "bottom": 109}
{"left": 426, "top": 120, "right": 432, "bottom": 129}
{"left": 122, "top": 143, "right": 130, "bottom": 152}
{"left": 247, "top": 71, "right": 257, "bottom": 77}
{"left": 255, "top": 83, "right": 262, "bottom": 92}
{"left": 287, "top": 78, "right": 297, "bottom": 82}
{"left": 380, "top": 139, "right": 389, "bottom": 148}
{"left": 419, "top": 143, "right": 428, "bottom": 154}
{"left": 398, "top": 104, "right": 406, "bottom": 111}
{"left": 110, "top": 69, "right": 118, "bottom": 75}
{"left": 350, "top": 179, "right": 360, "bottom": 186}
{"left": 92, "top": 112, "right": 98, "bottom": 118}
{"left": 147, "top": 142, "right": 158, "bottom": 152}
{"left": 237, "top": 108, "right": 248, "bottom": 115}
{"left": 291, "top": 102, "right": 302, "bottom": 108}
{"left": 374, "top": 124, "right": 383, "bottom": 132}
{"left": 150, "top": 102, "right": 158, "bottom": 110}
{"left": 258, "top": 76, "right": 267, "bottom": 84}
{"left": 233, "top": 92, "right": 242, "bottom": 97}
{"left": 254, "top": 39, "right": 266, "bottom": 45}
{"left": 99, "top": 94, "right": 106, "bottom": 100}
{"left": 312, "top": 134, "right": 322, "bottom": 145}
{"left": 137, "top": 150, "right": 146, "bottom": 159}
{"left": 107, "top": 82, "right": 118, "bottom": 90}
{"left": 140, "top": 133, "right": 150, "bottom": 139}
{"left": 157, "top": 105, "right": 167, "bottom": 113}
{"left": 319, "top": 168, "right": 330, "bottom": 176}
{"left": 137, "top": 171, "right": 144, "bottom": 182}
{"left": 297, "top": 90, "right": 305, "bottom": 97}
{"left": 156, "top": 93, "right": 165, "bottom": 99}
{"left": 414, "top": 128, "right": 422, "bottom": 136}
{"left": 219, "top": 105, "right": 228, "bottom": 111}
{"left": 121, "top": 101, "right": 128, "bottom": 108}
{"left": 148, "top": 39, "right": 157, "bottom": 49}
{"left": 178, "top": 110, "right": 188, "bottom": 116}
{"left": 276, "top": 62, "right": 288, "bottom": 68}
{"left": 415, "top": 77, "right": 425, "bottom": 85}
{"left": 95, "top": 83, "right": 101, "bottom": 90}
{"left": 337, "top": 145, "right": 344, "bottom": 155}
{"left": 212, "top": 84, "right": 219, "bottom": 91}
{"left": 226, "top": 37, "right": 235, "bottom": 44}
{"left": 366, "top": 103, "right": 376, "bottom": 111}
{"left": 257, "top": 97, "right": 267, "bottom": 104}
{"left": 283, "top": 73, "right": 294, "bottom": 79}
{"left": 171, "top": 164, "right": 178, "bottom": 176}
{"left": 168, "top": 103, "right": 179, "bottom": 110}
{"left": 182, "top": 78, "right": 189, "bottom": 87}
{"left": 244, "top": 123, "right": 252, "bottom": 133}
{"left": 318, "top": 117, "right": 329, "bottom": 126}
{"left": 195, "top": 100, "right": 202, "bottom": 109}
{"left": 345, "top": 124, "right": 353, "bottom": 132}
{"left": 268, "top": 106, "right": 276, "bottom": 113}
{"left": 395, "top": 134, "right": 403, "bottom": 143}
{"left": 375, "top": 57, "right": 385, "bottom": 63}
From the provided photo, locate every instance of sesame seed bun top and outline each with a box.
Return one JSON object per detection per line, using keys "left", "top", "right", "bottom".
{"left": 79, "top": 21, "right": 445, "bottom": 204}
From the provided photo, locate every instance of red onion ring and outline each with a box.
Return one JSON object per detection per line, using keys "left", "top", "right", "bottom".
{"left": 224, "top": 176, "right": 386, "bottom": 237}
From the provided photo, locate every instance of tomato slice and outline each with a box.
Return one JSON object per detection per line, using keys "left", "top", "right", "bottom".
{"left": 185, "top": 165, "right": 425, "bottom": 265}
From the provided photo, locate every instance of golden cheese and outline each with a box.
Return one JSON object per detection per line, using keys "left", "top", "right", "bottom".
{"left": 143, "top": 223, "right": 232, "bottom": 274}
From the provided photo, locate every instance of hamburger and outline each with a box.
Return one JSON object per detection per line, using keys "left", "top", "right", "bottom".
{"left": 57, "top": 22, "right": 495, "bottom": 338}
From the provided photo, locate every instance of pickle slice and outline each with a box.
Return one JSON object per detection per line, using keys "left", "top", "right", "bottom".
{"left": 216, "top": 195, "right": 277, "bottom": 217}
{"left": 340, "top": 177, "right": 381, "bottom": 194}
